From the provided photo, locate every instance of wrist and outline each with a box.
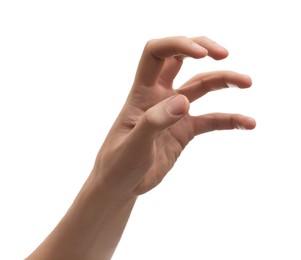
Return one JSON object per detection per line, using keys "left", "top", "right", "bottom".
{"left": 80, "top": 170, "right": 138, "bottom": 212}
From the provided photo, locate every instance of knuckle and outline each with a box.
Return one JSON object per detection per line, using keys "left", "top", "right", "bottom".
{"left": 144, "top": 39, "right": 158, "bottom": 52}
{"left": 143, "top": 110, "right": 156, "bottom": 128}
{"left": 175, "top": 35, "right": 189, "bottom": 42}
{"left": 198, "top": 35, "right": 208, "bottom": 41}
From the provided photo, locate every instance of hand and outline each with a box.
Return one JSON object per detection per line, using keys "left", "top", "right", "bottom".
{"left": 93, "top": 36, "right": 256, "bottom": 196}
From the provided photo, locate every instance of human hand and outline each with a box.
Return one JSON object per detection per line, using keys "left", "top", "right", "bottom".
{"left": 93, "top": 36, "right": 256, "bottom": 196}
{"left": 26, "top": 36, "right": 256, "bottom": 260}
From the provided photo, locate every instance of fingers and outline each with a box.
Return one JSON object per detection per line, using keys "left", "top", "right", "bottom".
{"left": 192, "top": 36, "right": 229, "bottom": 60}
{"left": 134, "top": 36, "right": 228, "bottom": 87}
{"left": 177, "top": 71, "right": 252, "bottom": 102}
{"left": 127, "top": 95, "right": 190, "bottom": 147}
{"left": 192, "top": 113, "right": 256, "bottom": 135}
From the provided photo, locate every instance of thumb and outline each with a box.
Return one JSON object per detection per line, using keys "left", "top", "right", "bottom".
{"left": 131, "top": 94, "right": 190, "bottom": 142}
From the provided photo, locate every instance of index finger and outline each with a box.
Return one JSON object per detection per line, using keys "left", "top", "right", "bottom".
{"left": 133, "top": 36, "right": 228, "bottom": 87}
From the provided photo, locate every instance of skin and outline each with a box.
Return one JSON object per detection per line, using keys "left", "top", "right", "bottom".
{"left": 27, "top": 36, "right": 256, "bottom": 260}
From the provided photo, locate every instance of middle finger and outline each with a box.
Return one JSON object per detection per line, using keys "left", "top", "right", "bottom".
{"left": 176, "top": 71, "right": 252, "bottom": 102}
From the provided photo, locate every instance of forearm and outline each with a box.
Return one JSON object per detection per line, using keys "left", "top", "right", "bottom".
{"left": 27, "top": 172, "right": 137, "bottom": 260}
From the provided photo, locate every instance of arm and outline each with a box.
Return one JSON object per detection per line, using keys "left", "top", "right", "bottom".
{"left": 27, "top": 36, "right": 256, "bottom": 260}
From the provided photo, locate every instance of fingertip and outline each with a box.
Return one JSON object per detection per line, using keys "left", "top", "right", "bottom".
{"left": 209, "top": 40, "right": 229, "bottom": 60}
{"left": 167, "top": 95, "right": 190, "bottom": 116}
{"left": 241, "top": 74, "right": 252, "bottom": 87}
{"left": 212, "top": 47, "right": 229, "bottom": 60}
{"left": 244, "top": 117, "right": 256, "bottom": 130}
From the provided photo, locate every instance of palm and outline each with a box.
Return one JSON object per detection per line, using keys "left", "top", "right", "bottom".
{"left": 128, "top": 76, "right": 193, "bottom": 194}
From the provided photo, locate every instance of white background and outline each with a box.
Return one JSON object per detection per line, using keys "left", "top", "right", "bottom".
{"left": 0, "top": 0, "right": 300, "bottom": 259}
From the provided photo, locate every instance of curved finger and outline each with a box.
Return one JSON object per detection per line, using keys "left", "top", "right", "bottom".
{"left": 192, "top": 113, "right": 256, "bottom": 135}
{"left": 133, "top": 36, "right": 209, "bottom": 87}
{"left": 156, "top": 57, "right": 183, "bottom": 88}
{"left": 192, "top": 36, "right": 229, "bottom": 60}
{"left": 157, "top": 36, "right": 229, "bottom": 87}
{"left": 177, "top": 71, "right": 252, "bottom": 102}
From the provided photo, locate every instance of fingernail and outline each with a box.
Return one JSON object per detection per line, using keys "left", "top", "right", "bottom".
{"left": 240, "top": 117, "right": 256, "bottom": 130}
{"left": 246, "top": 117, "right": 256, "bottom": 128}
{"left": 167, "top": 95, "right": 187, "bottom": 116}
